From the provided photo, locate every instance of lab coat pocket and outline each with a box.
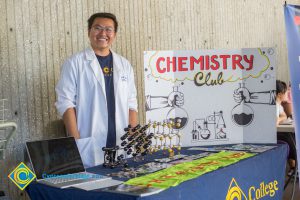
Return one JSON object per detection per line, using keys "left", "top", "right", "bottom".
{"left": 75, "top": 137, "right": 95, "bottom": 168}
{"left": 118, "top": 77, "right": 128, "bottom": 96}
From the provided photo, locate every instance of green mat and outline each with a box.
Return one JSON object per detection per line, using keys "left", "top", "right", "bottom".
{"left": 125, "top": 151, "right": 255, "bottom": 189}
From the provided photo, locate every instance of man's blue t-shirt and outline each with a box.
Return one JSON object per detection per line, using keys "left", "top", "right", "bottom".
{"left": 96, "top": 52, "right": 116, "bottom": 147}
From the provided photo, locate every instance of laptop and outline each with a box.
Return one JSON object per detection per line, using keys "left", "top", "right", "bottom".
{"left": 26, "top": 137, "right": 111, "bottom": 189}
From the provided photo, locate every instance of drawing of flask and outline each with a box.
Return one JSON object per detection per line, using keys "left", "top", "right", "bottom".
{"left": 231, "top": 83, "right": 254, "bottom": 126}
{"left": 166, "top": 86, "right": 188, "bottom": 130}
{"left": 231, "top": 100, "right": 254, "bottom": 126}
{"left": 167, "top": 107, "right": 188, "bottom": 130}
{"left": 200, "top": 121, "right": 211, "bottom": 139}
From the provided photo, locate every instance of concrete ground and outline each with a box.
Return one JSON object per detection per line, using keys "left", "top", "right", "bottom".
{"left": 283, "top": 168, "right": 300, "bottom": 200}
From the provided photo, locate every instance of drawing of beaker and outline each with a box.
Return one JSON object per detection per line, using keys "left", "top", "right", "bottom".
{"left": 167, "top": 107, "right": 188, "bottom": 130}
{"left": 231, "top": 101, "right": 254, "bottom": 126}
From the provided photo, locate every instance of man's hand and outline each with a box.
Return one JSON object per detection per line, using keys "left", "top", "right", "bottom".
{"left": 129, "top": 109, "right": 138, "bottom": 127}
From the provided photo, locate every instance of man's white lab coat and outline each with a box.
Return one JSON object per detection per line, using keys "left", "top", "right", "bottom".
{"left": 55, "top": 47, "right": 137, "bottom": 167}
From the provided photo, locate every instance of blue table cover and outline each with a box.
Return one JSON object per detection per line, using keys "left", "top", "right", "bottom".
{"left": 26, "top": 144, "right": 287, "bottom": 200}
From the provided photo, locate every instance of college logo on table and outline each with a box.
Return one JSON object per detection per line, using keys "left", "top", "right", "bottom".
{"left": 8, "top": 162, "right": 36, "bottom": 190}
{"left": 226, "top": 178, "right": 247, "bottom": 200}
{"left": 225, "top": 178, "right": 279, "bottom": 200}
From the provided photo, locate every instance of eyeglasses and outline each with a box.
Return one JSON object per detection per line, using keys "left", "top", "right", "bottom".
{"left": 91, "top": 25, "right": 115, "bottom": 34}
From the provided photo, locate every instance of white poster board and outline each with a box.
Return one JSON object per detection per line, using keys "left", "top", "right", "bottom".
{"left": 144, "top": 48, "right": 276, "bottom": 146}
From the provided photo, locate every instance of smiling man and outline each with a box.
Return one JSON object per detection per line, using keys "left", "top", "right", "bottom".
{"left": 55, "top": 13, "right": 138, "bottom": 167}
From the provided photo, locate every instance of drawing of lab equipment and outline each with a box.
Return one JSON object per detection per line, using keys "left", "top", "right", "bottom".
{"left": 145, "top": 86, "right": 188, "bottom": 130}
{"left": 145, "top": 86, "right": 184, "bottom": 111}
{"left": 191, "top": 119, "right": 210, "bottom": 140}
{"left": 232, "top": 83, "right": 276, "bottom": 126}
{"left": 192, "top": 111, "right": 227, "bottom": 141}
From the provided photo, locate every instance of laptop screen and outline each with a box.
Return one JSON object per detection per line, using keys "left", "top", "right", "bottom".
{"left": 26, "top": 137, "right": 85, "bottom": 179}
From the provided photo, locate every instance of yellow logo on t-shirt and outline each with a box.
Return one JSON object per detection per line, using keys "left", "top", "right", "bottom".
{"left": 103, "top": 66, "right": 113, "bottom": 76}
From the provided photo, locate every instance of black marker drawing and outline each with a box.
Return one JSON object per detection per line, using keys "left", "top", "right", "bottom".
{"left": 232, "top": 83, "right": 276, "bottom": 126}
{"left": 191, "top": 111, "right": 227, "bottom": 141}
{"left": 145, "top": 86, "right": 188, "bottom": 130}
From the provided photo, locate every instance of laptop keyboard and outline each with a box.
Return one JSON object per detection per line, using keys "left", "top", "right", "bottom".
{"left": 43, "top": 172, "right": 97, "bottom": 185}
{"left": 44, "top": 176, "right": 84, "bottom": 184}
{"left": 40, "top": 172, "right": 113, "bottom": 189}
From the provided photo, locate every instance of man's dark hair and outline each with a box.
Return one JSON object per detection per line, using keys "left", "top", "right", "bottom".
{"left": 276, "top": 80, "right": 287, "bottom": 95}
{"left": 88, "top": 12, "right": 118, "bottom": 32}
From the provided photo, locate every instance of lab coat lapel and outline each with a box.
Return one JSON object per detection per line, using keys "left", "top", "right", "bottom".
{"left": 85, "top": 48, "right": 106, "bottom": 102}
{"left": 112, "top": 51, "right": 122, "bottom": 96}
